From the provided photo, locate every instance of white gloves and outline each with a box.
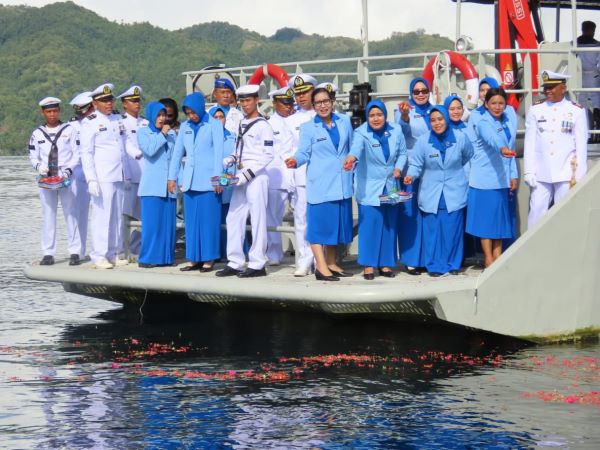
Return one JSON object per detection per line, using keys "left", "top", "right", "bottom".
{"left": 37, "top": 164, "right": 49, "bottom": 176}
{"left": 88, "top": 180, "right": 101, "bottom": 197}
{"left": 524, "top": 174, "right": 537, "bottom": 188}
{"left": 236, "top": 174, "right": 248, "bottom": 186}
{"left": 223, "top": 155, "right": 236, "bottom": 169}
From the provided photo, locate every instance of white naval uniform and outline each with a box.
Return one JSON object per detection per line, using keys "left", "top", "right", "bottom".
{"left": 266, "top": 112, "right": 293, "bottom": 263}
{"left": 68, "top": 118, "right": 90, "bottom": 257}
{"left": 284, "top": 108, "right": 315, "bottom": 270}
{"left": 80, "top": 111, "right": 128, "bottom": 263}
{"left": 29, "top": 122, "right": 82, "bottom": 257}
{"left": 226, "top": 116, "right": 274, "bottom": 270}
{"left": 577, "top": 42, "right": 600, "bottom": 109}
{"left": 122, "top": 112, "right": 149, "bottom": 254}
{"left": 524, "top": 98, "right": 588, "bottom": 227}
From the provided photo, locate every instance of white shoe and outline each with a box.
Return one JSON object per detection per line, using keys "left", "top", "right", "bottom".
{"left": 112, "top": 257, "right": 129, "bottom": 267}
{"left": 293, "top": 266, "right": 312, "bottom": 277}
{"left": 93, "top": 258, "right": 114, "bottom": 269}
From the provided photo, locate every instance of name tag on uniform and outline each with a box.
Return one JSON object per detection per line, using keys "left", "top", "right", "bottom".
{"left": 131, "top": 130, "right": 136, "bottom": 134}
{"left": 372, "top": 143, "right": 381, "bottom": 148}
{"left": 29, "top": 145, "right": 35, "bottom": 150}
{"left": 185, "top": 130, "right": 192, "bottom": 134}
{"left": 316, "top": 137, "right": 327, "bottom": 142}
{"left": 414, "top": 114, "right": 422, "bottom": 118}
{"left": 273, "top": 131, "right": 280, "bottom": 135}
{"left": 99, "top": 127, "right": 107, "bottom": 132}
{"left": 264, "top": 140, "right": 273, "bottom": 146}
{"left": 497, "top": 128, "right": 503, "bottom": 132}
{"left": 537, "top": 118, "right": 547, "bottom": 123}
{"left": 429, "top": 153, "right": 440, "bottom": 158}
{"left": 38, "top": 140, "right": 46, "bottom": 144}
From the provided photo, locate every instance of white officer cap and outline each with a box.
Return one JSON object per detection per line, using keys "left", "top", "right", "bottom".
{"left": 69, "top": 92, "right": 93, "bottom": 107}
{"left": 268, "top": 86, "right": 295, "bottom": 104}
{"left": 288, "top": 74, "right": 317, "bottom": 94}
{"left": 316, "top": 82, "right": 338, "bottom": 95}
{"left": 236, "top": 84, "right": 260, "bottom": 98}
{"left": 541, "top": 70, "right": 570, "bottom": 87}
{"left": 117, "top": 85, "right": 142, "bottom": 100}
{"left": 91, "top": 83, "right": 115, "bottom": 101}
{"left": 38, "top": 97, "right": 61, "bottom": 109}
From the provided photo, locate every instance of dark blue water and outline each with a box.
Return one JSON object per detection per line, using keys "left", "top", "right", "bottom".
{"left": 1, "top": 156, "right": 599, "bottom": 449}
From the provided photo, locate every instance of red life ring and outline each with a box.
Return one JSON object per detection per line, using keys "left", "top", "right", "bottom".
{"left": 248, "top": 64, "right": 289, "bottom": 88}
{"left": 422, "top": 51, "right": 479, "bottom": 108}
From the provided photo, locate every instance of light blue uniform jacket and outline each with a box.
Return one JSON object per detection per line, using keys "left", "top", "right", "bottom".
{"left": 168, "top": 116, "right": 224, "bottom": 192}
{"left": 394, "top": 107, "right": 430, "bottom": 150}
{"left": 349, "top": 122, "right": 407, "bottom": 206}
{"left": 469, "top": 110, "right": 518, "bottom": 190}
{"left": 294, "top": 114, "right": 353, "bottom": 205}
{"left": 137, "top": 127, "right": 177, "bottom": 198}
{"left": 406, "top": 131, "right": 474, "bottom": 214}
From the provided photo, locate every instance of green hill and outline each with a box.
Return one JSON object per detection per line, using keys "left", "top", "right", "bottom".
{"left": 0, "top": 2, "right": 453, "bottom": 155}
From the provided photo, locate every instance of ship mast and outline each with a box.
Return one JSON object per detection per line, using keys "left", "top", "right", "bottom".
{"left": 359, "top": 0, "right": 369, "bottom": 83}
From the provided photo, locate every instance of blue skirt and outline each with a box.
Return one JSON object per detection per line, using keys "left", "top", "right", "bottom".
{"left": 358, "top": 204, "right": 399, "bottom": 267}
{"left": 466, "top": 187, "right": 513, "bottom": 239}
{"left": 398, "top": 179, "right": 423, "bottom": 267}
{"left": 139, "top": 196, "right": 176, "bottom": 265}
{"left": 422, "top": 198, "right": 465, "bottom": 273}
{"left": 306, "top": 198, "right": 353, "bottom": 245}
{"left": 184, "top": 190, "right": 222, "bottom": 262}
{"left": 502, "top": 190, "right": 518, "bottom": 250}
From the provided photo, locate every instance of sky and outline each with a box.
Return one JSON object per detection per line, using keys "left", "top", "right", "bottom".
{"left": 2, "top": 0, "right": 600, "bottom": 50}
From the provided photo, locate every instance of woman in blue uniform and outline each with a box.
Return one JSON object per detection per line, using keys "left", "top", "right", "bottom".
{"left": 285, "top": 87, "right": 353, "bottom": 281}
{"left": 394, "top": 77, "right": 433, "bottom": 275}
{"left": 344, "top": 99, "right": 407, "bottom": 280}
{"left": 167, "top": 92, "right": 224, "bottom": 272}
{"left": 467, "top": 87, "right": 518, "bottom": 267}
{"left": 404, "top": 105, "right": 473, "bottom": 276}
{"left": 137, "top": 102, "right": 178, "bottom": 267}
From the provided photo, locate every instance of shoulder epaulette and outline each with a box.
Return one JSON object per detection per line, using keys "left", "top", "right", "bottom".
{"left": 571, "top": 101, "right": 583, "bottom": 109}
{"left": 533, "top": 98, "right": 544, "bottom": 105}
{"left": 69, "top": 117, "right": 78, "bottom": 122}
{"left": 121, "top": 113, "right": 127, "bottom": 119}
{"left": 86, "top": 113, "right": 97, "bottom": 120}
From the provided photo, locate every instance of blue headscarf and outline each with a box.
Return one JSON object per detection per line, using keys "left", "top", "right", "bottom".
{"left": 428, "top": 105, "right": 456, "bottom": 161}
{"left": 182, "top": 92, "right": 207, "bottom": 137}
{"left": 443, "top": 95, "right": 466, "bottom": 130}
{"left": 476, "top": 77, "right": 500, "bottom": 113}
{"left": 365, "top": 99, "right": 391, "bottom": 161}
{"left": 409, "top": 77, "right": 433, "bottom": 120}
{"left": 145, "top": 101, "right": 166, "bottom": 133}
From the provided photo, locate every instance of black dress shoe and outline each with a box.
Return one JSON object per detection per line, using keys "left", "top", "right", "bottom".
{"left": 329, "top": 269, "right": 353, "bottom": 277}
{"left": 406, "top": 267, "right": 423, "bottom": 275}
{"left": 363, "top": 272, "right": 375, "bottom": 280}
{"left": 315, "top": 269, "right": 339, "bottom": 281}
{"left": 237, "top": 267, "right": 267, "bottom": 278}
{"left": 138, "top": 262, "right": 157, "bottom": 268}
{"left": 449, "top": 270, "right": 460, "bottom": 275}
{"left": 378, "top": 269, "right": 396, "bottom": 278}
{"left": 40, "top": 255, "right": 54, "bottom": 266}
{"left": 180, "top": 263, "right": 202, "bottom": 272}
{"left": 69, "top": 254, "right": 81, "bottom": 266}
{"left": 215, "top": 266, "right": 241, "bottom": 277}
{"left": 199, "top": 265, "right": 214, "bottom": 273}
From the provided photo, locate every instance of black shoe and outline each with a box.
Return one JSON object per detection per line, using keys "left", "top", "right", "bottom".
{"left": 406, "top": 267, "right": 423, "bottom": 275}
{"left": 315, "top": 269, "right": 339, "bottom": 281}
{"left": 237, "top": 267, "right": 267, "bottom": 278}
{"left": 40, "top": 255, "right": 54, "bottom": 266}
{"left": 329, "top": 269, "right": 353, "bottom": 277}
{"left": 449, "top": 270, "right": 460, "bottom": 275}
{"left": 215, "top": 266, "right": 241, "bottom": 277}
{"left": 138, "top": 262, "right": 157, "bottom": 268}
{"left": 199, "top": 264, "right": 214, "bottom": 273}
{"left": 378, "top": 268, "right": 396, "bottom": 278}
{"left": 180, "top": 263, "right": 202, "bottom": 272}
{"left": 363, "top": 272, "right": 375, "bottom": 280}
{"left": 429, "top": 272, "right": 449, "bottom": 278}
{"left": 69, "top": 254, "right": 80, "bottom": 266}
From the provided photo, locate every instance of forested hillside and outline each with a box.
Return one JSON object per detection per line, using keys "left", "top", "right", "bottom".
{"left": 0, "top": 2, "right": 453, "bottom": 154}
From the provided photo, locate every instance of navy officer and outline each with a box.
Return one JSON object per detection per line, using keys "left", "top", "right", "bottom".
{"left": 524, "top": 71, "right": 588, "bottom": 227}
{"left": 29, "top": 97, "right": 81, "bottom": 266}
{"left": 216, "top": 84, "right": 274, "bottom": 278}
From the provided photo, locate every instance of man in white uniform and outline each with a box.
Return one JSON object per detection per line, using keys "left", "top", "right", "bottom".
{"left": 216, "top": 84, "right": 274, "bottom": 278}
{"left": 576, "top": 20, "right": 600, "bottom": 141}
{"left": 284, "top": 74, "right": 317, "bottom": 276}
{"left": 80, "top": 83, "right": 129, "bottom": 269}
{"left": 118, "top": 85, "right": 148, "bottom": 256}
{"left": 29, "top": 97, "right": 81, "bottom": 265}
{"left": 209, "top": 77, "right": 243, "bottom": 137}
{"left": 67, "top": 91, "right": 94, "bottom": 262}
{"left": 266, "top": 87, "right": 295, "bottom": 265}
{"left": 524, "top": 70, "right": 588, "bottom": 228}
